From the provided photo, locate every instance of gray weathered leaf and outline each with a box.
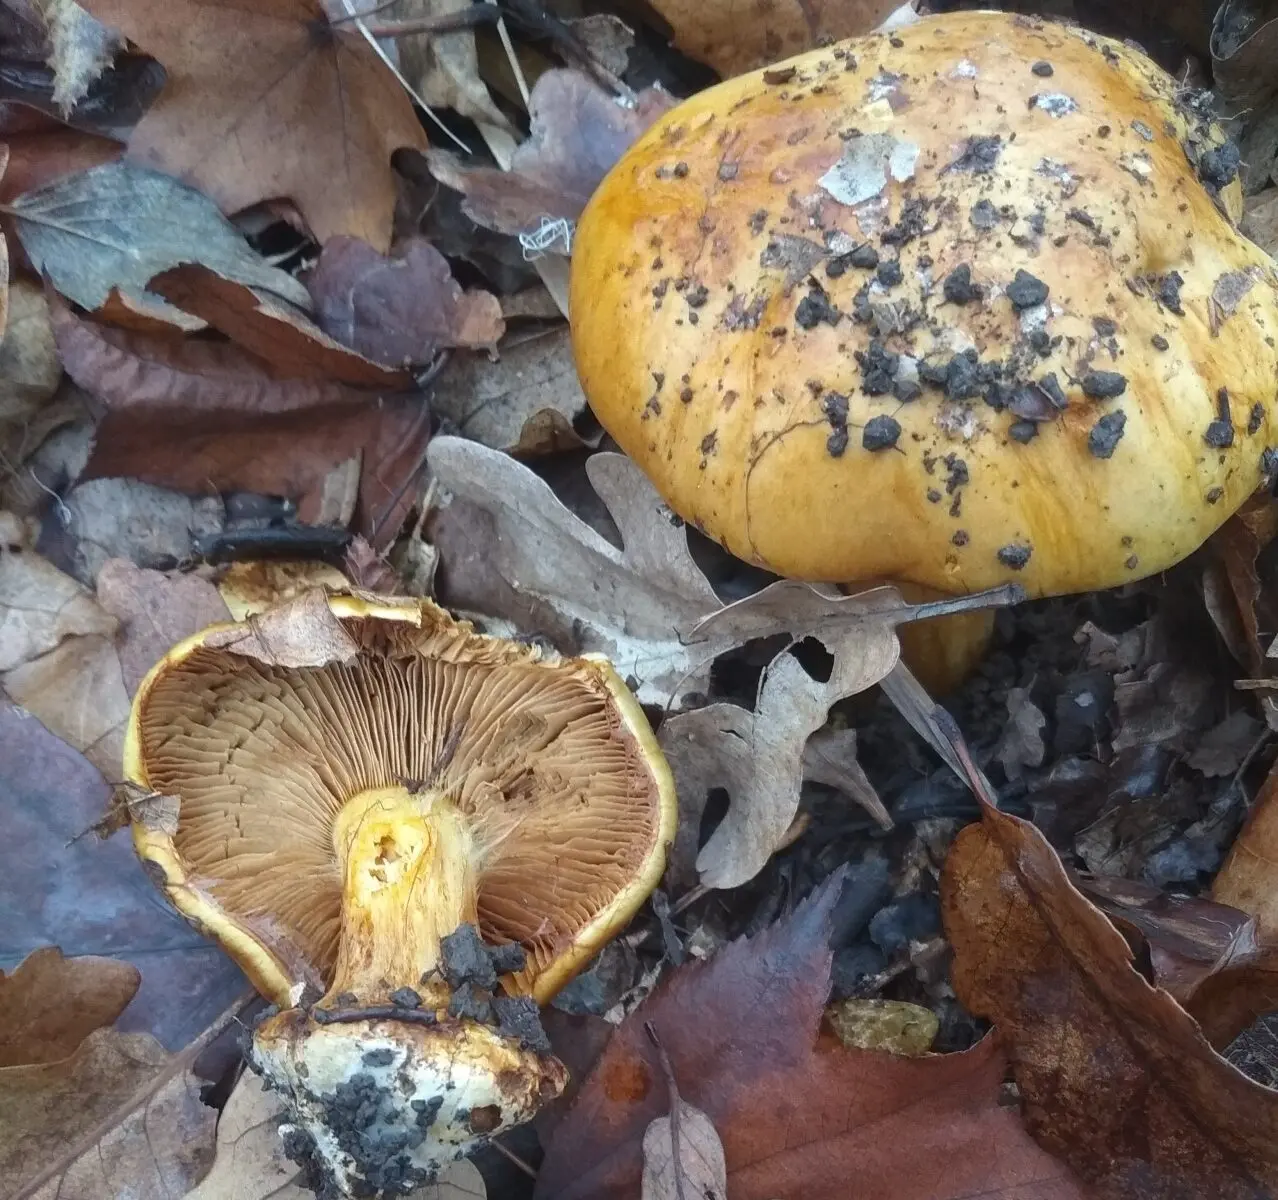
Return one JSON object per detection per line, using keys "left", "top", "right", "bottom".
{"left": 9, "top": 162, "right": 311, "bottom": 321}
{"left": 641, "top": 1099, "right": 725, "bottom": 1200}
{"left": 33, "top": 0, "right": 120, "bottom": 113}
{"left": 426, "top": 437, "right": 726, "bottom": 706}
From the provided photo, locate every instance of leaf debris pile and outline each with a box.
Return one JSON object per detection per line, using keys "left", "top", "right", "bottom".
{"left": 6, "top": 0, "right": 1278, "bottom": 1197}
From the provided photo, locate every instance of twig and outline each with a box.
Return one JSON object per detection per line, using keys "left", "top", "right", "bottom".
{"left": 360, "top": 5, "right": 499, "bottom": 38}
{"left": 644, "top": 1022, "right": 687, "bottom": 1200}
{"left": 490, "top": 1137, "right": 539, "bottom": 1178}
{"left": 489, "top": 0, "right": 531, "bottom": 108}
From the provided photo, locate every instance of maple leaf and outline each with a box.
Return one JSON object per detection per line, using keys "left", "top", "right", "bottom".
{"left": 536, "top": 869, "right": 1087, "bottom": 1200}
{"left": 79, "top": 0, "right": 429, "bottom": 248}
{"left": 941, "top": 718, "right": 1278, "bottom": 1200}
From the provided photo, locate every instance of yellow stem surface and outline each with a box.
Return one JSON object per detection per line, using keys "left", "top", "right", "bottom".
{"left": 326, "top": 785, "right": 478, "bottom": 1007}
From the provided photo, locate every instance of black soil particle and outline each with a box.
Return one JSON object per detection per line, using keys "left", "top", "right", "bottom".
{"left": 1031, "top": 60, "right": 1054, "bottom": 76}
{"left": 1088, "top": 410, "right": 1127, "bottom": 458}
{"left": 1006, "top": 270, "right": 1049, "bottom": 309}
{"left": 1156, "top": 271, "right": 1185, "bottom": 315}
{"left": 919, "top": 358, "right": 949, "bottom": 387}
{"left": 440, "top": 924, "right": 497, "bottom": 991}
{"left": 945, "top": 352, "right": 982, "bottom": 401}
{"left": 828, "top": 427, "right": 850, "bottom": 457}
{"left": 881, "top": 196, "right": 930, "bottom": 246}
{"left": 318, "top": 1072, "right": 429, "bottom": 1196}
{"left": 943, "top": 264, "right": 981, "bottom": 304}
{"left": 1199, "top": 141, "right": 1241, "bottom": 190}
{"left": 1205, "top": 419, "right": 1235, "bottom": 448}
{"left": 1037, "top": 372, "right": 1068, "bottom": 409}
{"left": 795, "top": 288, "right": 840, "bottom": 329}
{"left": 448, "top": 980, "right": 494, "bottom": 1023}
{"left": 876, "top": 259, "right": 904, "bottom": 287}
{"left": 944, "top": 454, "right": 968, "bottom": 493}
{"left": 1092, "top": 317, "right": 1117, "bottom": 338}
{"left": 862, "top": 415, "right": 902, "bottom": 451}
{"left": 411, "top": 1096, "right": 444, "bottom": 1130}
{"left": 1009, "top": 419, "right": 1038, "bottom": 443}
{"left": 488, "top": 942, "right": 528, "bottom": 974}
{"left": 1008, "top": 385, "right": 1061, "bottom": 423}
{"left": 389, "top": 987, "right": 421, "bottom": 1009}
{"left": 1249, "top": 403, "right": 1265, "bottom": 435}
{"left": 829, "top": 244, "right": 879, "bottom": 276}
{"left": 493, "top": 995, "right": 553, "bottom": 1055}
{"left": 685, "top": 282, "right": 708, "bottom": 308}
{"left": 1151, "top": 334, "right": 1170, "bottom": 351}
{"left": 894, "top": 378, "right": 922, "bottom": 402}
{"left": 823, "top": 391, "right": 849, "bottom": 426}
{"left": 997, "top": 543, "right": 1032, "bottom": 569}
{"left": 946, "top": 135, "right": 1003, "bottom": 174}
{"left": 1081, "top": 370, "right": 1127, "bottom": 399}
{"left": 362, "top": 1048, "right": 396, "bottom": 1068}
{"left": 855, "top": 340, "right": 899, "bottom": 395}
{"left": 970, "top": 199, "right": 999, "bottom": 230}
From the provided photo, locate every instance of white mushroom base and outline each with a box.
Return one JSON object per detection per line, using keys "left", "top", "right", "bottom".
{"left": 252, "top": 1010, "right": 567, "bottom": 1198}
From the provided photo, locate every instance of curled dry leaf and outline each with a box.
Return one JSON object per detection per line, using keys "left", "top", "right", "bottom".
{"left": 49, "top": 295, "right": 429, "bottom": 545}
{"left": 942, "top": 747, "right": 1278, "bottom": 1199}
{"left": 9, "top": 162, "right": 311, "bottom": 324}
{"left": 430, "top": 328, "right": 592, "bottom": 455}
{"left": 0, "top": 278, "right": 61, "bottom": 427}
{"left": 641, "top": 1099, "right": 727, "bottom": 1200}
{"left": 537, "top": 870, "right": 1087, "bottom": 1200}
{"left": 426, "top": 436, "right": 725, "bottom": 706}
{"left": 306, "top": 236, "right": 504, "bottom": 370}
{"left": 202, "top": 586, "right": 359, "bottom": 668}
{"left": 148, "top": 263, "right": 410, "bottom": 388}
{"left": 80, "top": 0, "right": 428, "bottom": 248}
{"left": 645, "top": 0, "right": 903, "bottom": 76}
{"left": 186, "top": 1073, "right": 488, "bottom": 1200}
{"left": 394, "top": 0, "right": 506, "bottom": 131}
{"left": 426, "top": 69, "right": 676, "bottom": 239}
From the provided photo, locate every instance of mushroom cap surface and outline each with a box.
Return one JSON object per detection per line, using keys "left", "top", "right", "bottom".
{"left": 123, "top": 591, "right": 677, "bottom": 1007}
{"left": 570, "top": 11, "right": 1278, "bottom": 599}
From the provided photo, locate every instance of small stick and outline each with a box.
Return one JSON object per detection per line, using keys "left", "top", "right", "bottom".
{"left": 490, "top": 1137, "right": 539, "bottom": 1178}
{"left": 644, "top": 1022, "right": 688, "bottom": 1200}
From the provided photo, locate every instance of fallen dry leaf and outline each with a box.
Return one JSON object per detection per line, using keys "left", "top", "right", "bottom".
{"left": 202, "top": 586, "right": 358, "bottom": 668}
{"left": 9, "top": 162, "right": 311, "bottom": 323}
{"left": 645, "top": 0, "right": 902, "bottom": 76}
{"left": 1204, "top": 496, "right": 1278, "bottom": 674}
{"left": 426, "top": 69, "right": 675, "bottom": 239}
{"left": 29, "top": 0, "right": 120, "bottom": 113}
{"left": 0, "top": 278, "right": 61, "bottom": 428}
{"left": 186, "top": 1073, "right": 488, "bottom": 1200}
{"left": 1216, "top": 758, "right": 1278, "bottom": 942}
{"left": 0, "top": 946, "right": 138, "bottom": 1067}
{"left": 641, "top": 1099, "right": 726, "bottom": 1200}
{"left": 80, "top": 0, "right": 428, "bottom": 248}
{"left": 0, "top": 955, "right": 243, "bottom": 1200}
{"left": 217, "top": 559, "right": 352, "bottom": 621}
{"left": 149, "top": 263, "right": 410, "bottom": 388}
{"left": 306, "top": 235, "right": 504, "bottom": 370}
{"left": 825, "top": 998, "right": 938, "bottom": 1056}
{"left": 942, "top": 723, "right": 1278, "bottom": 1199}
{"left": 1213, "top": 0, "right": 1278, "bottom": 110}
{"left": 430, "top": 328, "right": 592, "bottom": 454}
{"left": 95, "top": 558, "right": 230, "bottom": 692}
{"left": 395, "top": 0, "right": 506, "bottom": 130}
{"left": 0, "top": 698, "right": 247, "bottom": 1047}
{"left": 536, "top": 869, "right": 1087, "bottom": 1200}
{"left": 0, "top": 130, "right": 122, "bottom": 203}
{"left": 427, "top": 436, "right": 725, "bottom": 706}
{"left": 997, "top": 686, "right": 1047, "bottom": 781}
{"left": 49, "top": 296, "right": 429, "bottom": 545}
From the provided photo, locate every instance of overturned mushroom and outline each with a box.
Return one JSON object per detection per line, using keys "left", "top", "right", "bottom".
{"left": 123, "top": 591, "right": 676, "bottom": 1197}
{"left": 570, "top": 12, "right": 1278, "bottom": 678}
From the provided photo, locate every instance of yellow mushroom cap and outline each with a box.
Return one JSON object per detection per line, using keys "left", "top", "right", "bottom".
{"left": 569, "top": 11, "right": 1278, "bottom": 600}
{"left": 122, "top": 591, "right": 677, "bottom": 1009}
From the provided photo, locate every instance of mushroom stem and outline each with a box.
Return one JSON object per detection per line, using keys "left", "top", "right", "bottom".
{"left": 328, "top": 785, "right": 478, "bottom": 1009}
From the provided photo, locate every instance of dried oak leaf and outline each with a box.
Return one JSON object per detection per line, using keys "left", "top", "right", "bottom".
{"left": 306, "top": 235, "right": 504, "bottom": 369}
{"left": 942, "top": 785, "right": 1278, "bottom": 1199}
{"left": 27, "top": 0, "right": 122, "bottom": 114}
{"left": 426, "top": 436, "right": 724, "bottom": 706}
{"left": 395, "top": 0, "right": 506, "bottom": 131}
{"left": 78, "top": 0, "right": 428, "bottom": 248}
{"left": 536, "top": 870, "right": 1087, "bottom": 1200}
{"left": 188, "top": 1074, "right": 488, "bottom": 1200}
{"left": 49, "top": 295, "right": 428, "bottom": 545}
{"left": 426, "top": 69, "right": 676, "bottom": 238}
{"left": 645, "top": 0, "right": 902, "bottom": 76}
{"left": 0, "top": 130, "right": 121, "bottom": 204}
{"left": 429, "top": 327, "right": 592, "bottom": 455}
{"left": 0, "top": 946, "right": 138, "bottom": 1067}
{"left": 9, "top": 161, "right": 311, "bottom": 325}
{"left": 148, "top": 262, "right": 410, "bottom": 388}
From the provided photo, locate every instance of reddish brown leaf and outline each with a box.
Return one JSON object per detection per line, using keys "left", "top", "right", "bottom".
{"left": 1216, "top": 759, "right": 1278, "bottom": 945}
{"left": 536, "top": 871, "right": 1086, "bottom": 1200}
{"left": 306, "top": 235, "right": 504, "bottom": 369}
{"left": 148, "top": 263, "right": 411, "bottom": 388}
{"left": 0, "top": 130, "right": 121, "bottom": 204}
{"left": 1205, "top": 495, "right": 1278, "bottom": 673}
{"left": 78, "top": 0, "right": 428, "bottom": 248}
{"left": 943, "top": 789, "right": 1278, "bottom": 1198}
{"left": 48, "top": 289, "right": 388, "bottom": 416}
{"left": 426, "top": 70, "right": 676, "bottom": 237}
